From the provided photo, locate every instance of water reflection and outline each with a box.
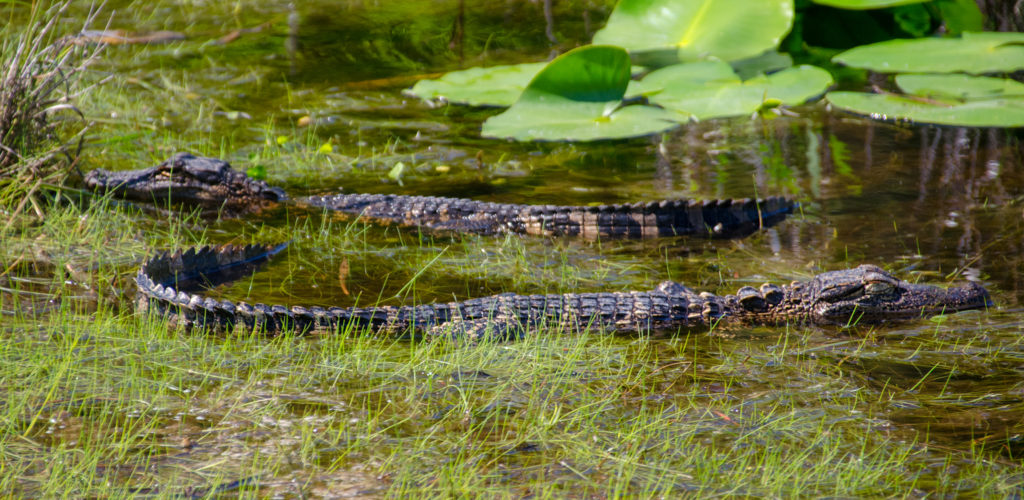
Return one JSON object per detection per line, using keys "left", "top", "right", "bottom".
{"left": 644, "top": 116, "right": 1022, "bottom": 305}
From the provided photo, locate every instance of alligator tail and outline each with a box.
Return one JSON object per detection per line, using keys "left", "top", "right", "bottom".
{"left": 135, "top": 243, "right": 443, "bottom": 334}
{"left": 512, "top": 196, "right": 795, "bottom": 238}
{"left": 307, "top": 194, "right": 794, "bottom": 239}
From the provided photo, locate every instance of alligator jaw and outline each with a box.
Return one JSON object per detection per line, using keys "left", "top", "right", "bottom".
{"left": 895, "top": 280, "right": 993, "bottom": 317}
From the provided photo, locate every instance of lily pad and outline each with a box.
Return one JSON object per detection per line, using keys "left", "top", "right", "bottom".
{"left": 936, "top": 0, "right": 984, "bottom": 35}
{"left": 811, "top": 0, "right": 928, "bottom": 9}
{"left": 730, "top": 51, "right": 793, "bottom": 80}
{"left": 828, "top": 74, "right": 1024, "bottom": 126}
{"left": 632, "top": 62, "right": 833, "bottom": 120}
{"left": 833, "top": 32, "right": 1024, "bottom": 74}
{"left": 592, "top": 0, "right": 795, "bottom": 62}
{"left": 407, "top": 62, "right": 546, "bottom": 107}
{"left": 896, "top": 74, "right": 1024, "bottom": 100}
{"left": 481, "top": 46, "right": 677, "bottom": 141}
{"left": 628, "top": 60, "right": 739, "bottom": 98}
{"left": 827, "top": 92, "right": 1024, "bottom": 127}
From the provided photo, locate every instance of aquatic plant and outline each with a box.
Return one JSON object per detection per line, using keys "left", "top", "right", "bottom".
{"left": 0, "top": 1, "right": 100, "bottom": 181}
{"left": 409, "top": 0, "right": 1024, "bottom": 140}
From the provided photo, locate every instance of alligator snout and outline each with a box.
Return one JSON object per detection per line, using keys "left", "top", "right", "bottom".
{"left": 814, "top": 278, "right": 992, "bottom": 326}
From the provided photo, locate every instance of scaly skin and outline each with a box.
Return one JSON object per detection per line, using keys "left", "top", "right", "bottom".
{"left": 85, "top": 153, "right": 795, "bottom": 238}
{"left": 84, "top": 154, "right": 286, "bottom": 214}
{"left": 135, "top": 244, "right": 993, "bottom": 339}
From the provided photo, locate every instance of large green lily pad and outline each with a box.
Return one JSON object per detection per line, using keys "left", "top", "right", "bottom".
{"left": 484, "top": 104, "right": 678, "bottom": 141}
{"left": 482, "top": 46, "right": 676, "bottom": 141}
{"left": 827, "top": 91, "right": 1024, "bottom": 127}
{"left": 628, "top": 60, "right": 739, "bottom": 97}
{"left": 407, "top": 62, "right": 546, "bottom": 107}
{"left": 631, "top": 61, "right": 833, "bottom": 120}
{"left": 896, "top": 73, "right": 1024, "bottom": 100}
{"left": 833, "top": 32, "right": 1024, "bottom": 74}
{"left": 810, "top": 0, "right": 928, "bottom": 9}
{"left": 592, "top": 0, "right": 794, "bottom": 62}
{"left": 828, "top": 73, "right": 1024, "bottom": 127}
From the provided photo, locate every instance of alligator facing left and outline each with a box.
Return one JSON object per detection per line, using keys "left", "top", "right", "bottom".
{"left": 137, "top": 244, "right": 992, "bottom": 338}
{"left": 85, "top": 153, "right": 794, "bottom": 239}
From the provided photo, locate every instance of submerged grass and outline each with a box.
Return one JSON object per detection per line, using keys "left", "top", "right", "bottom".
{"left": 1, "top": 0, "right": 1023, "bottom": 497}
{"left": 3, "top": 134, "right": 1022, "bottom": 496}
{"left": 23, "top": 260, "right": 1024, "bottom": 493}
{"left": 3, "top": 248, "right": 1022, "bottom": 497}
{"left": 2, "top": 172, "right": 1021, "bottom": 496}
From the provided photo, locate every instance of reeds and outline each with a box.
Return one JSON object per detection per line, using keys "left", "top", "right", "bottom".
{"left": 0, "top": 1, "right": 103, "bottom": 182}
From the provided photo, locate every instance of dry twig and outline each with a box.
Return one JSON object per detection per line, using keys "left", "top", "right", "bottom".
{"left": 0, "top": 1, "right": 104, "bottom": 182}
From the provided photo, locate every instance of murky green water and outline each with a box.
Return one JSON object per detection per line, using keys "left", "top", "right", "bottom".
{"left": 11, "top": 0, "right": 1024, "bottom": 494}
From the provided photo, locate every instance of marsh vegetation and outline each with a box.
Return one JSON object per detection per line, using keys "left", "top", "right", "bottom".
{"left": 1, "top": 0, "right": 1023, "bottom": 497}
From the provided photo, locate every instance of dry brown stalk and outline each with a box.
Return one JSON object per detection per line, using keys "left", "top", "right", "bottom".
{"left": 0, "top": 1, "right": 104, "bottom": 183}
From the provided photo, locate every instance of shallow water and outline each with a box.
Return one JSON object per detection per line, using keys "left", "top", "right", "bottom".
{"left": 87, "top": 0, "right": 1024, "bottom": 419}
{"left": 12, "top": 0, "right": 1024, "bottom": 494}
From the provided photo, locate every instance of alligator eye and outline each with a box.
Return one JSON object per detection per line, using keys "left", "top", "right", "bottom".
{"left": 864, "top": 281, "right": 894, "bottom": 295}
{"left": 819, "top": 284, "right": 864, "bottom": 302}
{"left": 839, "top": 287, "right": 864, "bottom": 300}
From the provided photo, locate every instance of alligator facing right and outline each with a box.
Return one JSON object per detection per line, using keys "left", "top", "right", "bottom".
{"left": 136, "top": 244, "right": 992, "bottom": 338}
{"left": 85, "top": 153, "right": 795, "bottom": 239}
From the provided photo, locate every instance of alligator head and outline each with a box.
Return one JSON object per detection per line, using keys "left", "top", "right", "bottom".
{"left": 788, "top": 265, "right": 991, "bottom": 326}
{"left": 84, "top": 152, "right": 286, "bottom": 213}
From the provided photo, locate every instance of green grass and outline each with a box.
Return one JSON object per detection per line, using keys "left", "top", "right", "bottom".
{"left": 1, "top": 311, "right": 1020, "bottom": 498}
{"left": 2, "top": 179, "right": 1021, "bottom": 497}
{"left": 1, "top": 0, "right": 1023, "bottom": 497}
